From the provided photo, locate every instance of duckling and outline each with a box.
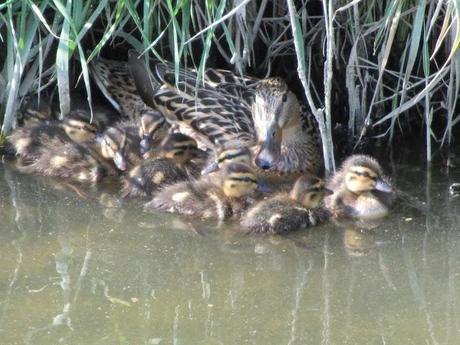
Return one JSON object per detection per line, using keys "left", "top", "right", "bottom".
{"left": 324, "top": 154, "right": 395, "bottom": 221}
{"left": 18, "top": 94, "right": 54, "bottom": 126}
{"left": 138, "top": 109, "right": 169, "bottom": 156}
{"left": 99, "top": 111, "right": 170, "bottom": 172}
{"left": 240, "top": 176, "right": 331, "bottom": 234}
{"left": 92, "top": 53, "right": 322, "bottom": 175}
{"left": 8, "top": 113, "right": 98, "bottom": 162}
{"left": 201, "top": 142, "right": 252, "bottom": 175}
{"left": 122, "top": 133, "right": 206, "bottom": 198}
{"left": 144, "top": 162, "right": 259, "bottom": 220}
{"left": 15, "top": 137, "right": 116, "bottom": 185}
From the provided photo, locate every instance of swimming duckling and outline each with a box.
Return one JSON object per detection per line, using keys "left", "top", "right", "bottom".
{"left": 8, "top": 113, "right": 98, "bottom": 162}
{"left": 122, "top": 133, "right": 206, "bottom": 198}
{"left": 324, "top": 154, "right": 395, "bottom": 221}
{"left": 15, "top": 137, "right": 116, "bottom": 185}
{"left": 240, "top": 176, "right": 331, "bottom": 234}
{"left": 144, "top": 162, "right": 259, "bottom": 220}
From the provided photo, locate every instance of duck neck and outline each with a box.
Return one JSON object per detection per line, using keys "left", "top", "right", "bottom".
{"left": 276, "top": 105, "right": 322, "bottom": 174}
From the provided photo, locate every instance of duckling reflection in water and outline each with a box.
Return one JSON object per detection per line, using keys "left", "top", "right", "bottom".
{"left": 325, "top": 154, "right": 396, "bottom": 221}
{"left": 144, "top": 162, "right": 260, "bottom": 221}
{"left": 240, "top": 176, "right": 331, "bottom": 234}
{"left": 122, "top": 133, "right": 206, "bottom": 198}
{"left": 343, "top": 226, "right": 378, "bottom": 257}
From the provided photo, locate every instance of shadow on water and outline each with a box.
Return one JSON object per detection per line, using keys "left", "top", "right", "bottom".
{"left": 0, "top": 152, "right": 460, "bottom": 345}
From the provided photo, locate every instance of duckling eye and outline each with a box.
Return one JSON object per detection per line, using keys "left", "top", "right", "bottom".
{"left": 282, "top": 93, "right": 287, "bottom": 103}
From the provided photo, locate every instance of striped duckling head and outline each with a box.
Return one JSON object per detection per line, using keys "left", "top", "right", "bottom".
{"left": 289, "top": 175, "right": 332, "bottom": 209}
{"left": 62, "top": 112, "right": 98, "bottom": 144}
{"left": 220, "top": 162, "right": 258, "bottom": 199}
{"left": 19, "top": 94, "right": 54, "bottom": 125}
{"left": 160, "top": 132, "right": 205, "bottom": 164}
{"left": 341, "top": 155, "right": 393, "bottom": 194}
{"left": 201, "top": 143, "right": 252, "bottom": 175}
{"left": 139, "top": 110, "right": 168, "bottom": 155}
{"left": 100, "top": 126, "right": 128, "bottom": 171}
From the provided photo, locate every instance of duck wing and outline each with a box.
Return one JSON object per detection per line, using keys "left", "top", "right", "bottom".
{"left": 128, "top": 52, "right": 257, "bottom": 149}
{"left": 90, "top": 57, "right": 160, "bottom": 121}
{"left": 155, "top": 72, "right": 256, "bottom": 148}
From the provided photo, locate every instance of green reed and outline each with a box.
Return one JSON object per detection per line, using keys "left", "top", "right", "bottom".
{"left": 1, "top": 0, "right": 459, "bottom": 170}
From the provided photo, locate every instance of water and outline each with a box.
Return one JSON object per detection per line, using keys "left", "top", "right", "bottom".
{"left": 0, "top": 155, "right": 459, "bottom": 345}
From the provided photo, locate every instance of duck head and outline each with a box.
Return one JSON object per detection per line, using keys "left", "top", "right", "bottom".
{"left": 139, "top": 111, "right": 167, "bottom": 156}
{"left": 100, "top": 127, "right": 128, "bottom": 171}
{"left": 342, "top": 155, "right": 393, "bottom": 194}
{"left": 220, "top": 163, "right": 258, "bottom": 198}
{"left": 201, "top": 144, "right": 252, "bottom": 175}
{"left": 160, "top": 132, "right": 205, "bottom": 164}
{"left": 252, "top": 78, "right": 300, "bottom": 170}
{"left": 290, "top": 175, "right": 333, "bottom": 208}
{"left": 62, "top": 114, "right": 98, "bottom": 144}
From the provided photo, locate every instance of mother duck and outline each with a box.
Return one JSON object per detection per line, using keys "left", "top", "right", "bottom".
{"left": 90, "top": 52, "right": 322, "bottom": 175}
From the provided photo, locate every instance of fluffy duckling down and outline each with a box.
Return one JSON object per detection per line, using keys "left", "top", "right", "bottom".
{"left": 324, "top": 154, "right": 395, "bottom": 221}
{"left": 122, "top": 133, "right": 206, "bottom": 198}
{"left": 240, "top": 175, "right": 331, "bottom": 234}
{"left": 98, "top": 111, "right": 168, "bottom": 172}
{"left": 144, "top": 162, "right": 260, "bottom": 220}
{"left": 8, "top": 112, "right": 98, "bottom": 162}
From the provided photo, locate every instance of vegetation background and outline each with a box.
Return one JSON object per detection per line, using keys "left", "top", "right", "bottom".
{"left": 1, "top": 0, "right": 459, "bottom": 171}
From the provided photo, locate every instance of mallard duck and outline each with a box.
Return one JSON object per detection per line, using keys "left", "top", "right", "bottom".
{"left": 90, "top": 53, "right": 322, "bottom": 175}
{"left": 89, "top": 56, "right": 163, "bottom": 124}
{"left": 240, "top": 175, "right": 331, "bottom": 234}
{"left": 324, "top": 154, "right": 396, "bottom": 221}
{"left": 144, "top": 162, "right": 259, "bottom": 220}
{"left": 122, "top": 132, "right": 206, "bottom": 198}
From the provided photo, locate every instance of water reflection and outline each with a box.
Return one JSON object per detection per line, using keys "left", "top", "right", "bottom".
{"left": 0, "top": 159, "right": 459, "bottom": 344}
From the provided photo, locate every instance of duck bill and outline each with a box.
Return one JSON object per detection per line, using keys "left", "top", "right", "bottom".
{"left": 114, "top": 151, "right": 127, "bottom": 171}
{"left": 255, "top": 138, "right": 280, "bottom": 170}
{"left": 324, "top": 187, "right": 334, "bottom": 195}
{"left": 375, "top": 179, "right": 392, "bottom": 193}
{"left": 140, "top": 136, "right": 153, "bottom": 155}
{"left": 201, "top": 160, "right": 219, "bottom": 175}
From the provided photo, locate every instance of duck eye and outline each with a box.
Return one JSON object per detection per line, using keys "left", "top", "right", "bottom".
{"left": 282, "top": 94, "right": 287, "bottom": 103}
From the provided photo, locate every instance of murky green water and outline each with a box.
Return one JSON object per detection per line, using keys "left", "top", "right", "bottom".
{"left": 0, "top": 154, "right": 459, "bottom": 345}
